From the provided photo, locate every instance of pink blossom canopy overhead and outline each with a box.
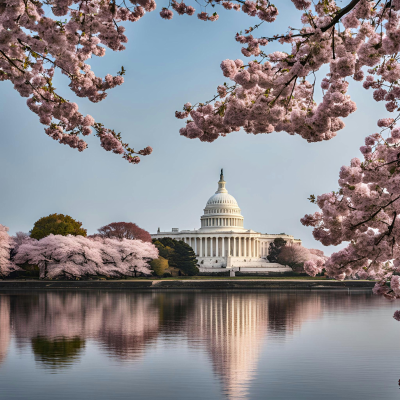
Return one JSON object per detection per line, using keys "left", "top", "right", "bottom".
{"left": 177, "top": 0, "right": 400, "bottom": 143}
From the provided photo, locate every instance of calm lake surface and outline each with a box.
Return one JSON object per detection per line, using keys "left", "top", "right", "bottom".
{"left": 0, "top": 290, "right": 399, "bottom": 400}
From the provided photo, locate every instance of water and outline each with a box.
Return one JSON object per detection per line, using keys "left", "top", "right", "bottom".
{"left": 0, "top": 290, "right": 399, "bottom": 400}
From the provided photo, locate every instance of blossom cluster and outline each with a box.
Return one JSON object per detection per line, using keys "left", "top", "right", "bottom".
{"left": 159, "top": 0, "right": 275, "bottom": 22}
{"left": 176, "top": 0, "right": 400, "bottom": 145}
{"left": 300, "top": 124, "right": 400, "bottom": 317}
{"left": 0, "top": 0, "right": 154, "bottom": 163}
{"left": 14, "top": 234, "right": 158, "bottom": 279}
{"left": 0, "top": 225, "right": 20, "bottom": 277}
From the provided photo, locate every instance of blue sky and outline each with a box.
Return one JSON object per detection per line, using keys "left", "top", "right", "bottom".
{"left": 0, "top": 0, "right": 391, "bottom": 254}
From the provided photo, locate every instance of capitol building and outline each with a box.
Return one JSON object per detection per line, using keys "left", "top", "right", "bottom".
{"left": 151, "top": 170, "right": 301, "bottom": 273}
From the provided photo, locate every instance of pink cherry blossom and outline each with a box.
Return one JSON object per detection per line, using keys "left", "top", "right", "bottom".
{"left": 15, "top": 234, "right": 158, "bottom": 279}
{"left": 0, "top": 225, "right": 20, "bottom": 276}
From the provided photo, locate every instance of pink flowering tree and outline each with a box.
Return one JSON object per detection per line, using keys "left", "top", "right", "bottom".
{"left": 14, "top": 234, "right": 158, "bottom": 279}
{"left": 169, "top": 0, "right": 400, "bottom": 317}
{"left": 277, "top": 243, "right": 326, "bottom": 272}
{"left": 301, "top": 133, "right": 400, "bottom": 319}
{"left": 176, "top": 0, "right": 397, "bottom": 143}
{"left": 0, "top": 225, "right": 20, "bottom": 277}
{"left": 0, "top": 0, "right": 158, "bottom": 163}
{"left": 0, "top": 0, "right": 280, "bottom": 163}
{"left": 6, "top": 0, "right": 400, "bottom": 164}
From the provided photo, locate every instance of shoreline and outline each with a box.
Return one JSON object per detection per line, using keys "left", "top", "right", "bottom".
{"left": 0, "top": 279, "right": 376, "bottom": 290}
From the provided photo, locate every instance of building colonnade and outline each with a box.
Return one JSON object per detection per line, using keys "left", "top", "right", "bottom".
{"left": 180, "top": 236, "right": 270, "bottom": 258}
{"left": 200, "top": 217, "right": 244, "bottom": 228}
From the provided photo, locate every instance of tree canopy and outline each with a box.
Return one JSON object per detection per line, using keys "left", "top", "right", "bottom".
{"left": 150, "top": 256, "right": 169, "bottom": 277}
{"left": 96, "top": 222, "right": 152, "bottom": 243}
{"left": 0, "top": 225, "right": 20, "bottom": 277}
{"left": 16, "top": 235, "right": 158, "bottom": 279}
{"left": 30, "top": 214, "right": 87, "bottom": 240}
{"left": 277, "top": 243, "right": 326, "bottom": 273}
{"left": 153, "top": 238, "right": 199, "bottom": 276}
{"left": 267, "top": 238, "right": 287, "bottom": 263}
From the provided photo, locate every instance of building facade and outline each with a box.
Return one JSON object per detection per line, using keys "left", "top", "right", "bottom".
{"left": 151, "top": 170, "right": 301, "bottom": 273}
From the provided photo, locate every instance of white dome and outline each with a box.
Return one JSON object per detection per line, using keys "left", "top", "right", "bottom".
{"left": 206, "top": 193, "right": 238, "bottom": 206}
{"left": 200, "top": 170, "right": 245, "bottom": 231}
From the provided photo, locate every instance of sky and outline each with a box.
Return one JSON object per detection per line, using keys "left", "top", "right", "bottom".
{"left": 0, "top": 0, "right": 392, "bottom": 255}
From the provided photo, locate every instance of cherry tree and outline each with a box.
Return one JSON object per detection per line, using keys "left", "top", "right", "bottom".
{"left": 177, "top": 0, "right": 396, "bottom": 144}
{"left": 15, "top": 234, "right": 158, "bottom": 278}
{"left": 0, "top": 0, "right": 158, "bottom": 163}
{"left": 301, "top": 133, "right": 400, "bottom": 315}
{"left": 0, "top": 225, "right": 20, "bottom": 277}
{"left": 171, "top": 0, "right": 400, "bottom": 316}
{"left": 277, "top": 243, "right": 326, "bottom": 272}
{"left": 0, "top": 0, "right": 280, "bottom": 163}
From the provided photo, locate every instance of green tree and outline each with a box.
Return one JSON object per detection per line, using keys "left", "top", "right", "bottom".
{"left": 150, "top": 256, "right": 169, "bottom": 277}
{"left": 153, "top": 238, "right": 199, "bottom": 276}
{"left": 267, "top": 238, "right": 287, "bottom": 263}
{"left": 31, "top": 336, "right": 85, "bottom": 370}
{"left": 153, "top": 240, "right": 175, "bottom": 260}
{"left": 30, "top": 213, "right": 87, "bottom": 240}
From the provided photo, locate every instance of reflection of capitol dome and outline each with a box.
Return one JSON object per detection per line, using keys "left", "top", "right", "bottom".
{"left": 201, "top": 170, "right": 244, "bottom": 230}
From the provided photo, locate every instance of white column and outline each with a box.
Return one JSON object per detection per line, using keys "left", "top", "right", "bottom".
{"left": 252, "top": 238, "right": 255, "bottom": 258}
{"left": 211, "top": 237, "right": 214, "bottom": 257}
{"left": 228, "top": 237, "right": 231, "bottom": 257}
{"left": 222, "top": 237, "right": 225, "bottom": 257}
{"left": 205, "top": 237, "right": 208, "bottom": 257}
{"left": 216, "top": 237, "right": 219, "bottom": 257}
{"left": 195, "top": 238, "right": 197, "bottom": 255}
{"left": 239, "top": 237, "right": 242, "bottom": 257}
{"left": 233, "top": 237, "right": 236, "bottom": 257}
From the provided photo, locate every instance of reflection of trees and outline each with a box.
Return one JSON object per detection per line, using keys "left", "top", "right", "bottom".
{"left": 10, "top": 292, "right": 160, "bottom": 366}
{"left": 267, "top": 292, "right": 321, "bottom": 334}
{"left": 156, "top": 292, "right": 196, "bottom": 335}
{"left": 0, "top": 288, "right": 376, "bottom": 391}
{"left": 31, "top": 336, "right": 85, "bottom": 369}
{"left": 0, "top": 296, "right": 10, "bottom": 364}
